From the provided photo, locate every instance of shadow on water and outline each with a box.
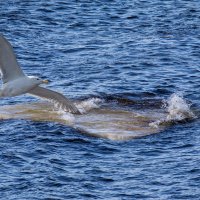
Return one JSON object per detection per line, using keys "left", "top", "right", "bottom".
{"left": 0, "top": 94, "right": 197, "bottom": 140}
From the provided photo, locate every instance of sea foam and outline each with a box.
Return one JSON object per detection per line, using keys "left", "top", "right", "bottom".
{"left": 149, "top": 93, "right": 196, "bottom": 128}
{"left": 75, "top": 98, "right": 103, "bottom": 114}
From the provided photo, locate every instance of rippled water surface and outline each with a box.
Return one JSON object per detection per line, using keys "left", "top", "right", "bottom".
{"left": 0, "top": 0, "right": 200, "bottom": 199}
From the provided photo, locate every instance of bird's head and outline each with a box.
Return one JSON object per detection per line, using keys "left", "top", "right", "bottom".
{"left": 28, "top": 76, "right": 49, "bottom": 85}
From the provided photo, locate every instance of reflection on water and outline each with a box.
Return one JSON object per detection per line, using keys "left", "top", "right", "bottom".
{"left": 0, "top": 94, "right": 195, "bottom": 140}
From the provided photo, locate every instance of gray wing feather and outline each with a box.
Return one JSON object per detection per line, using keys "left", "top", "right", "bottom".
{"left": 0, "top": 34, "right": 25, "bottom": 83}
{"left": 29, "top": 86, "right": 80, "bottom": 114}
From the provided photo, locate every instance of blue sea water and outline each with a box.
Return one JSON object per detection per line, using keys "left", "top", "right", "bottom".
{"left": 0, "top": 0, "right": 200, "bottom": 199}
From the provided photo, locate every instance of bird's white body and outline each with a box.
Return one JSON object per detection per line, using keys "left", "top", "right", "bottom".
{"left": 0, "top": 34, "right": 80, "bottom": 114}
{"left": 1, "top": 77, "right": 40, "bottom": 97}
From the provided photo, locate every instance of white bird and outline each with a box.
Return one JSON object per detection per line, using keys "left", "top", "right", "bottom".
{"left": 0, "top": 34, "right": 80, "bottom": 114}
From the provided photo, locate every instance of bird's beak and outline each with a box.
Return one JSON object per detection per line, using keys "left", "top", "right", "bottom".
{"left": 42, "top": 79, "right": 49, "bottom": 84}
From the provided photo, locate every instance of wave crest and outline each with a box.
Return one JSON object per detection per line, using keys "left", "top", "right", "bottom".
{"left": 149, "top": 93, "right": 196, "bottom": 128}
{"left": 76, "top": 98, "right": 104, "bottom": 114}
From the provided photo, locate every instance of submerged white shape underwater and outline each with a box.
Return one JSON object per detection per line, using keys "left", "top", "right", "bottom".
{"left": 0, "top": 34, "right": 80, "bottom": 114}
{"left": 0, "top": 35, "right": 196, "bottom": 140}
{"left": 0, "top": 100, "right": 161, "bottom": 140}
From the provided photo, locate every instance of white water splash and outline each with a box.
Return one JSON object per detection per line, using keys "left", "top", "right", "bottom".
{"left": 52, "top": 98, "right": 103, "bottom": 123}
{"left": 149, "top": 93, "right": 196, "bottom": 128}
{"left": 166, "top": 93, "right": 196, "bottom": 121}
{"left": 57, "top": 109, "right": 75, "bottom": 124}
{"left": 75, "top": 98, "right": 104, "bottom": 114}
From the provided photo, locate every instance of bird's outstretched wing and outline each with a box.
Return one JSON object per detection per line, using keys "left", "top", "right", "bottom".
{"left": 29, "top": 86, "right": 80, "bottom": 114}
{"left": 0, "top": 34, "right": 25, "bottom": 83}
